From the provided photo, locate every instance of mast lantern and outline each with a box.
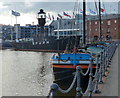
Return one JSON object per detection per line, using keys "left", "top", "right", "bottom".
{"left": 37, "top": 9, "right": 46, "bottom": 27}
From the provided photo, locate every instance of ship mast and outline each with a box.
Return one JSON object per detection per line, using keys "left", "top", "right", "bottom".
{"left": 57, "top": 20, "right": 60, "bottom": 40}
{"left": 99, "top": 0, "right": 102, "bottom": 41}
{"left": 83, "top": 0, "right": 86, "bottom": 45}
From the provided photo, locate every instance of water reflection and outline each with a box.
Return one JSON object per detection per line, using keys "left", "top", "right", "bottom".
{"left": 2, "top": 49, "right": 53, "bottom": 96}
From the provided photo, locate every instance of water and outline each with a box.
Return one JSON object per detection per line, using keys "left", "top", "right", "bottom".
{"left": 1, "top": 49, "right": 54, "bottom": 96}
{"left": 1, "top": 49, "right": 88, "bottom": 97}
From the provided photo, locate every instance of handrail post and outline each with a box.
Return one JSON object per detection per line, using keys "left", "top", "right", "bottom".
{"left": 50, "top": 83, "right": 59, "bottom": 97}
{"left": 102, "top": 48, "right": 106, "bottom": 77}
{"left": 76, "top": 66, "right": 82, "bottom": 98}
{"left": 105, "top": 47, "right": 108, "bottom": 71}
{"left": 106, "top": 47, "right": 110, "bottom": 68}
{"left": 99, "top": 52, "right": 104, "bottom": 84}
{"left": 109, "top": 44, "right": 112, "bottom": 60}
{"left": 89, "top": 58, "right": 93, "bottom": 97}
{"left": 93, "top": 54, "right": 101, "bottom": 94}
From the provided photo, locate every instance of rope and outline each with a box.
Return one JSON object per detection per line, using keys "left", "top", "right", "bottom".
{"left": 58, "top": 72, "right": 77, "bottom": 94}
{"left": 82, "top": 76, "right": 97, "bottom": 96}
{"left": 48, "top": 41, "right": 117, "bottom": 98}
{"left": 80, "top": 64, "right": 90, "bottom": 76}
{"left": 81, "top": 58, "right": 100, "bottom": 96}
{"left": 93, "top": 65, "right": 99, "bottom": 78}
{"left": 93, "top": 57, "right": 99, "bottom": 78}
{"left": 82, "top": 76, "right": 92, "bottom": 96}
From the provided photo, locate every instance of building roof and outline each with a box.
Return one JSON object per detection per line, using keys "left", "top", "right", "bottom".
{"left": 87, "top": 14, "right": 120, "bottom": 21}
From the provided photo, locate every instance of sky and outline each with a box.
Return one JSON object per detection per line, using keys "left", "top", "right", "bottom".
{"left": 0, "top": 0, "right": 119, "bottom": 26}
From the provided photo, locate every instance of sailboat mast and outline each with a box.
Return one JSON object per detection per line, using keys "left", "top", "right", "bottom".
{"left": 83, "top": 0, "right": 86, "bottom": 45}
{"left": 99, "top": 0, "right": 102, "bottom": 41}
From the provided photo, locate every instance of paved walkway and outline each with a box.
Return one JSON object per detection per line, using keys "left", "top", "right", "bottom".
{"left": 94, "top": 45, "right": 119, "bottom": 97}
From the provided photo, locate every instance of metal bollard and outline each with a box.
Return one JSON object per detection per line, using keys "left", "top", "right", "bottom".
{"left": 109, "top": 44, "right": 113, "bottom": 60}
{"left": 76, "top": 66, "right": 82, "bottom": 98}
{"left": 89, "top": 58, "right": 93, "bottom": 97}
{"left": 93, "top": 54, "right": 101, "bottom": 94}
{"left": 105, "top": 47, "right": 109, "bottom": 71}
{"left": 50, "top": 83, "right": 59, "bottom": 97}
{"left": 106, "top": 47, "right": 110, "bottom": 68}
{"left": 99, "top": 52, "right": 104, "bottom": 84}
{"left": 102, "top": 49, "right": 107, "bottom": 77}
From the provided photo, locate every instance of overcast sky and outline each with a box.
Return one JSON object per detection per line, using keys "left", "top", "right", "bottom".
{"left": 0, "top": 0, "right": 119, "bottom": 26}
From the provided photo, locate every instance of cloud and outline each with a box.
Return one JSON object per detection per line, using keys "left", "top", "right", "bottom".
{"left": 1, "top": 0, "right": 120, "bottom": 2}
{"left": 0, "top": 2, "right": 119, "bottom": 14}
{"left": 0, "top": 1, "right": 119, "bottom": 25}
{"left": 0, "top": 2, "right": 8, "bottom": 8}
{"left": 24, "top": 1, "right": 35, "bottom": 7}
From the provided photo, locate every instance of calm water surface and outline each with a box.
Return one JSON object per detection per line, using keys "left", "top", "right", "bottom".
{"left": 1, "top": 49, "right": 54, "bottom": 96}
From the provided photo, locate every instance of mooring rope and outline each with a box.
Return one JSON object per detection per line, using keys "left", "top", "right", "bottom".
{"left": 58, "top": 72, "right": 77, "bottom": 93}
{"left": 48, "top": 41, "right": 118, "bottom": 97}
{"left": 80, "top": 64, "right": 90, "bottom": 76}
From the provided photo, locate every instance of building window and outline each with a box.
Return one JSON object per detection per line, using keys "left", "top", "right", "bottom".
{"left": 95, "top": 22, "right": 97, "bottom": 24}
{"left": 102, "top": 28, "right": 103, "bottom": 31}
{"left": 95, "top": 28, "right": 97, "bottom": 31}
{"left": 115, "top": 28, "right": 117, "bottom": 30}
{"left": 114, "top": 20, "right": 117, "bottom": 23}
{"left": 108, "top": 21, "right": 110, "bottom": 25}
{"left": 101, "top": 21, "right": 103, "bottom": 24}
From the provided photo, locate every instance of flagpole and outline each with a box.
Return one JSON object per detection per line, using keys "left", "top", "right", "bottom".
{"left": 11, "top": 10, "right": 20, "bottom": 41}
{"left": 10, "top": 13, "right": 13, "bottom": 41}
{"left": 15, "top": 16, "right": 18, "bottom": 41}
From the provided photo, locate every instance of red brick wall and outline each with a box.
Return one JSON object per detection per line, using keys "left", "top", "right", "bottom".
{"left": 87, "top": 18, "right": 120, "bottom": 41}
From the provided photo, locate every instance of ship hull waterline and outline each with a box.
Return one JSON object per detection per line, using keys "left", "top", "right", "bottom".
{"left": 52, "top": 64, "right": 98, "bottom": 87}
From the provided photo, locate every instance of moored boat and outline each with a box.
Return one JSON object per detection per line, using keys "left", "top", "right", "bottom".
{"left": 52, "top": 52, "right": 97, "bottom": 86}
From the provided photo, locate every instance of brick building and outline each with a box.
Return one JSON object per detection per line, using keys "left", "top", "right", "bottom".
{"left": 87, "top": 14, "right": 120, "bottom": 41}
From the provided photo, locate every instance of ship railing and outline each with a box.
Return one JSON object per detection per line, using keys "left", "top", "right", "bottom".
{"left": 47, "top": 41, "right": 118, "bottom": 98}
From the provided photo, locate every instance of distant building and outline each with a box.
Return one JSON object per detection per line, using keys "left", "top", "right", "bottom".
{"left": 0, "top": 24, "right": 2, "bottom": 39}
{"left": 0, "top": 24, "right": 49, "bottom": 40}
{"left": 0, "top": 13, "right": 120, "bottom": 42}
{"left": 49, "top": 16, "right": 84, "bottom": 37}
{"left": 87, "top": 14, "right": 120, "bottom": 41}
{"left": 0, "top": 24, "right": 13, "bottom": 40}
